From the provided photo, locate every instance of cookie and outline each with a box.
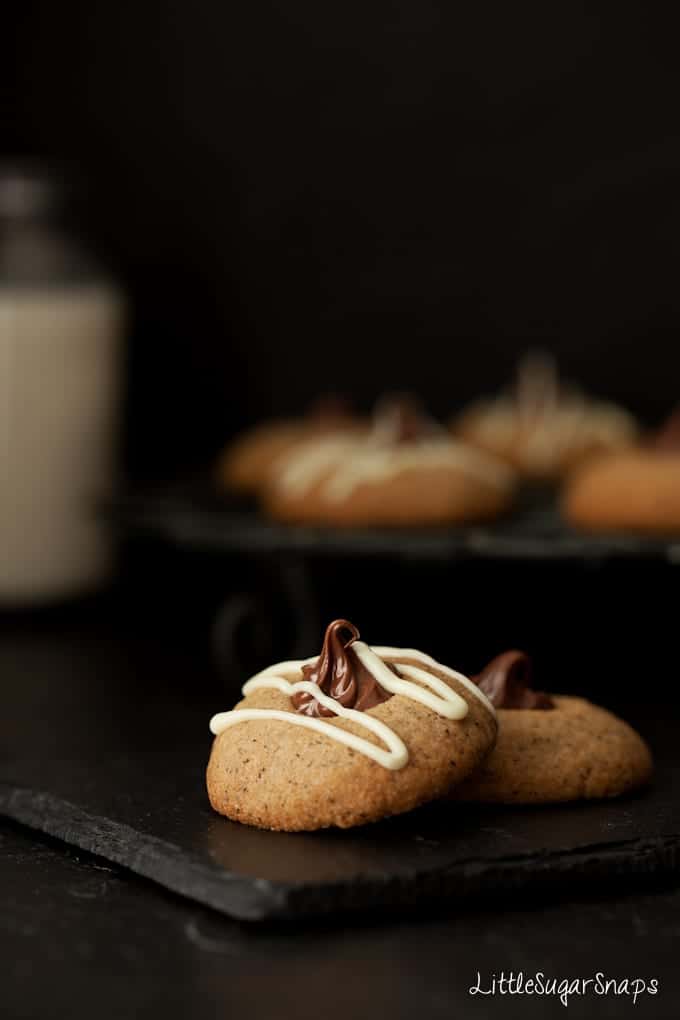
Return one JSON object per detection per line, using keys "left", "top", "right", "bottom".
{"left": 452, "top": 353, "right": 637, "bottom": 481}
{"left": 563, "top": 410, "right": 680, "bottom": 534}
{"left": 454, "top": 651, "right": 653, "bottom": 804}
{"left": 263, "top": 395, "right": 516, "bottom": 527}
{"left": 217, "top": 420, "right": 311, "bottom": 494}
{"left": 216, "top": 396, "right": 362, "bottom": 495}
{"left": 207, "top": 619, "right": 497, "bottom": 830}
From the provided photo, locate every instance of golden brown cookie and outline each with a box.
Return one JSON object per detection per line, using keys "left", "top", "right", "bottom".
{"left": 217, "top": 420, "right": 311, "bottom": 494}
{"left": 453, "top": 651, "right": 653, "bottom": 804}
{"left": 263, "top": 396, "right": 516, "bottom": 527}
{"left": 207, "top": 620, "right": 497, "bottom": 831}
{"left": 452, "top": 353, "right": 637, "bottom": 481}
{"left": 563, "top": 452, "right": 680, "bottom": 535}
{"left": 216, "top": 397, "right": 363, "bottom": 495}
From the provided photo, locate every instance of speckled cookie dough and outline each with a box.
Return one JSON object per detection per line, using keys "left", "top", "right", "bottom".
{"left": 453, "top": 651, "right": 653, "bottom": 804}
{"left": 207, "top": 620, "right": 497, "bottom": 830}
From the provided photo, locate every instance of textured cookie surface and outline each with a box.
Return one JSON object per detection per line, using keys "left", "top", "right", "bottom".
{"left": 207, "top": 661, "right": 497, "bottom": 830}
{"left": 454, "top": 696, "right": 653, "bottom": 804}
{"left": 563, "top": 451, "right": 680, "bottom": 534}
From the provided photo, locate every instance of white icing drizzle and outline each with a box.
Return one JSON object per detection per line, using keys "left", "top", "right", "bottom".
{"left": 210, "top": 675, "right": 409, "bottom": 769}
{"left": 271, "top": 435, "right": 358, "bottom": 495}
{"left": 369, "top": 646, "right": 496, "bottom": 715}
{"left": 327, "top": 440, "right": 512, "bottom": 501}
{"left": 209, "top": 642, "right": 494, "bottom": 771}
{"left": 274, "top": 434, "right": 513, "bottom": 502}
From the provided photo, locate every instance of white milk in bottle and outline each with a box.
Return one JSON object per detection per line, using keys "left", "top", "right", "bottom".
{"left": 0, "top": 167, "right": 124, "bottom": 603}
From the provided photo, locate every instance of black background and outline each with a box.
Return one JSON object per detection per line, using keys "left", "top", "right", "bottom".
{"left": 4, "top": 2, "right": 680, "bottom": 480}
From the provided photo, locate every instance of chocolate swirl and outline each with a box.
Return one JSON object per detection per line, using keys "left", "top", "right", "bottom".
{"left": 652, "top": 406, "right": 680, "bottom": 452}
{"left": 474, "top": 650, "right": 554, "bottom": 710}
{"left": 292, "top": 619, "right": 394, "bottom": 718}
{"left": 372, "top": 394, "right": 445, "bottom": 445}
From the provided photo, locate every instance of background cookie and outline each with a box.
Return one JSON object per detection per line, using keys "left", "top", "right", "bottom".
{"left": 452, "top": 354, "right": 637, "bottom": 481}
{"left": 216, "top": 420, "right": 310, "bottom": 494}
{"left": 563, "top": 451, "right": 680, "bottom": 534}
{"left": 216, "top": 396, "right": 363, "bottom": 495}
{"left": 263, "top": 395, "right": 515, "bottom": 527}
{"left": 264, "top": 449, "right": 515, "bottom": 527}
{"left": 454, "top": 696, "right": 653, "bottom": 804}
{"left": 455, "top": 405, "right": 635, "bottom": 481}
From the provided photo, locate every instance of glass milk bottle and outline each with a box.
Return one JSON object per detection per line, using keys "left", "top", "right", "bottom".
{"left": 0, "top": 166, "right": 124, "bottom": 603}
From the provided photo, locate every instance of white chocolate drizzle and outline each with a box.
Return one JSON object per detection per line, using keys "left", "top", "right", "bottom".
{"left": 273, "top": 434, "right": 513, "bottom": 502}
{"left": 209, "top": 642, "right": 495, "bottom": 771}
{"left": 462, "top": 354, "right": 637, "bottom": 472}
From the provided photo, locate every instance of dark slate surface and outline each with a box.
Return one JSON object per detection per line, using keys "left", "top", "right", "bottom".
{"left": 105, "top": 482, "right": 680, "bottom": 564}
{"left": 0, "top": 608, "right": 678, "bottom": 922}
{"left": 1, "top": 758, "right": 679, "bottom": 922}
{"left": 4, "top": 819, "right": 679, "bottom": 1020}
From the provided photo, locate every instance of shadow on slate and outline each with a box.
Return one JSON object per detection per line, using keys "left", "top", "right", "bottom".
{"left": 1, "top": 748, "right": 679, "bottom": 922}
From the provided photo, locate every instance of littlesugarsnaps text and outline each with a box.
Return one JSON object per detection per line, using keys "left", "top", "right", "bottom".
{"left": 469, "top": 971, "right": 659, "bottom": 1008}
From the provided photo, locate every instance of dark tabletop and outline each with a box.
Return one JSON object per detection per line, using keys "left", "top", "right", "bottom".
{"left": 1, "top": 600, "right": 678, "bottom": 1020}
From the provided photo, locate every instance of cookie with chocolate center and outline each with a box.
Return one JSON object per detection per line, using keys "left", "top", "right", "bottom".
{"left": 263, "top": 395, "right": 515, "bottom": 528}
{"left": 207, "top": 619, "right": 497, "bottom": 830}
{"left": 216, "top": 395, "right": 363, "bottom": 496}
{"left": 452, "top": 354, "right": 637, "bottom": 481}
{"left": 454, "top": 651, "right": 653, "bottom": 804}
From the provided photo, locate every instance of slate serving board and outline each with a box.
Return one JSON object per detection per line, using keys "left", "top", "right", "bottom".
{"left": 105, "top": 482, "right": 680, "bottom": 564}
{"left": 2, "top": 619, "right": 678, "bottom": 924}
{"left": 1, "top": 750, "right": 678, "bottom": 922}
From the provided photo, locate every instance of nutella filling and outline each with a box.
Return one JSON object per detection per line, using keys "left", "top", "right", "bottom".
{"left": 474, "top": 650, "right": 554, "bottom": 710}
{"left": 652, "top": 406, "right": 680, "bottom": 452}
{"left": 372, "top": 394, "right": 445, "bottom": 445}
{"left": 292, "top": 619, "right": 394, "bottom": 718}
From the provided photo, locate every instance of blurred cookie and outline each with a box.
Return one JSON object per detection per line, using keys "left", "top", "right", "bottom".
{"left": 207, "top": 619, "right": 497, "bottom": 830}
{"left": 563, "top": 452, "right": 680, "bottom": 534}
{"left": 452, "top": 353, "right": 637, "bottom": 481}
{"left": 454, "top": 651, "right": 653, "bottom": 804}
{"left": 263, "top": 395, "right": 516, "bottom": 527}
{"left": 216, "top": 395, "right": 362, "bottom": 495}
{"left": 563, "top": 407, "right": 680, "bottom": 534}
